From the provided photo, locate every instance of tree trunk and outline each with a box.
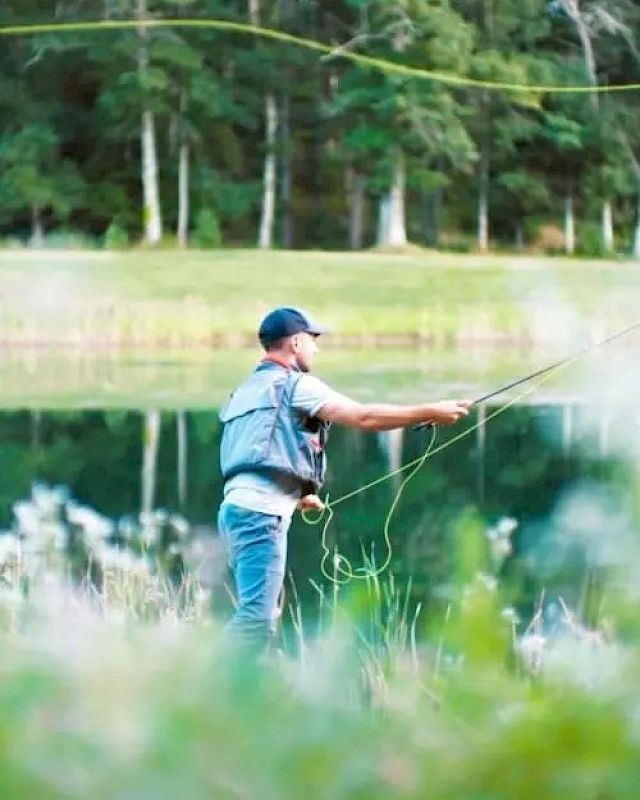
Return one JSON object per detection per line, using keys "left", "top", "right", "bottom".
{"left": 347, "top": 165, "right": 365, "bottom": 250}
{"left": 377, "top": 428, "right": 404, "bottom": 490}
{"left": 564, "top": 190, "right": 575, "bottom": 255}
{"left": 140, "top": 111, "right": 163, "bottom": 245}
{"left": 30, "top": 204, "right": 44, "bottom": 247}
{"left": 258, "top": 93, "right": 277, "bottom": 249}
{"left": 137, "top": 0, "right": 163, "bottom": 245}
{"left": 618, "top": 135, "right": 640, "bottom": 256}
{"left": 632, "top": 198, "right": 640, "bottom": 258}
{"left": 376, "top": 150, "right": 407, "bottom": 247}
{"left": 477, "top": 142, "right": 489, "bottom": 252}
{"left": 558, "top": 2, "right": 598, "bottom": 110}
{"left": 176, "top": 88, "right": 189, "bottom": 248}
{"left": 141, "top": 410, "right": 161, "bottom": 514}
{"left": 601, "top": 199, "right": 614, "bottom": 252}
{"left": 177, "top": 411, "right": 187, "bottom": 509}
{"left": 249, "top": 0, "right": 277, "bottom": 250}
{"left": 424, "top": 170, "right": 442, "bottom": 248}
{"left": 514, "top": 223, "right": 524, "bottom": 251}
{"left": 248, "top": 0, "right": 259, "bottom": 23}
{"left": 177, "top": 141, "right": 190, "bottom": 247}
{"left": 280, "top": 92, "right": 293, "bottom": 248}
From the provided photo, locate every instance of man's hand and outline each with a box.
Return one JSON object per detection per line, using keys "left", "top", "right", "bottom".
{"left": 297, "top": 494, "right": 325, "bottom": 512}
{"left": 427, "top": 399, "right": 472, "bottom": 425}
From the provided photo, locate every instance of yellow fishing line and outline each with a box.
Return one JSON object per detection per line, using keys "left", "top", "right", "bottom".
{"left": 1, "top": 18, "right": 640, "bottom": 95}
{"left": 303, "top": 356, "right": 576, "bottom": 586}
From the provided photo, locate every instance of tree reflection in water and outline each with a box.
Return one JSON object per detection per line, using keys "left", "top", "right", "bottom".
{"left": 0, "top": 404, "right": 634, "bottom": 620}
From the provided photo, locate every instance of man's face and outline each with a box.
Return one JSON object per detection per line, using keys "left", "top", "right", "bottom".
{"left": 292, "top": 331, "right": 319, "bottom": 372}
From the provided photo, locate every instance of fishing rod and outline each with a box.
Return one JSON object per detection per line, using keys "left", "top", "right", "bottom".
{"left": 413, "top": 318, "right": 640, "bottom": 432}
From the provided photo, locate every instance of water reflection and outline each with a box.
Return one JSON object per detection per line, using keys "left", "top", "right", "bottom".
{"left": 0, "top": 403, "right": 635, "bottom": 616}
{"left": 0, "top": 345, "right": 597, "bottom": 409}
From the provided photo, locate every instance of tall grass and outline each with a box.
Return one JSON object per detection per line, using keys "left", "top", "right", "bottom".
{"left": 1, "top": 484, "right": 640, "bottom": 798}
{"left": 1, "top": 249, "right": 639, "bottom": 348}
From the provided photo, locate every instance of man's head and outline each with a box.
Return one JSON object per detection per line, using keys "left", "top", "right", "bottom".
{"left": 258, "top": 307, "right": 329, "bottom": 373}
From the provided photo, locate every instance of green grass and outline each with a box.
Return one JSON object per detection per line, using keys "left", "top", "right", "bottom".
{"left": 1, "top": 248, "right": 639, "bottom": 347}
{"left": 2, "top": 539, "right": 640, "bottom": 799}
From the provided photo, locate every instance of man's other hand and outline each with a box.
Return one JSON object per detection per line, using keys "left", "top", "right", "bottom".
{"left": 297, "top": 494, "right": 325, "bottom": 512}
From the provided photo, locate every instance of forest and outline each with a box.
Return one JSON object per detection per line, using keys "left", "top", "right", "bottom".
{"left": 2, "top": 0, "right": 640, "bottom": 256}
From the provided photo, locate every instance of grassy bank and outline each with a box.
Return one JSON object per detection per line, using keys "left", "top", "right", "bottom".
{"left": 0, "top": 249, "right": 638, "bottom": 347}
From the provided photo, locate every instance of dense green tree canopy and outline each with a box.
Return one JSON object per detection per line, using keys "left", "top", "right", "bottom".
{"left": 1, "top": 0, "right": 640, "bottom": 253}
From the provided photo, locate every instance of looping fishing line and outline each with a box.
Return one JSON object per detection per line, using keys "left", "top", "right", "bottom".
{"left": 303, "top": 318, "right": 640, "bottom": 585}
{"left": 1, "top": 18, "right": 640, "bottom": 95}
{"left": 303, "top": 364, "right": 562, "bottom": 585}
{"left": 303, "top": 424, "right": 438, "bottom": 585}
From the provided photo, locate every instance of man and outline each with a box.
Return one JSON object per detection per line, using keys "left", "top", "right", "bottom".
{"left": 218, "top": 306, "right": 471, "bottom": 649}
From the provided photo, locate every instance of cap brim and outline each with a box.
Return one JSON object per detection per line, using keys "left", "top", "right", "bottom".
{"left": 305, "top": 324, "right": 330, "bottom": 336}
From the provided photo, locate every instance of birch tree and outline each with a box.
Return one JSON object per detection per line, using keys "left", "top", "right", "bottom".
{"left": 328, "top": 0, "right": 475, "bottom": 249}
{"left": 248, "top": 0, "right": 278, "bottom": 249}
{"left": 136, "top": 0, "right": 163, "bottom": 244}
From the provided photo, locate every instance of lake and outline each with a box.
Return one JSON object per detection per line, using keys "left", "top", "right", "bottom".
{"left": 1, "top": 345, "right": 636, "bottom": 626}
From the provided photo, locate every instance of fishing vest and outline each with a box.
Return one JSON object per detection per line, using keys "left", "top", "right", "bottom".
{"left": 219, "top": 360, "right": 329, "bottom": 493}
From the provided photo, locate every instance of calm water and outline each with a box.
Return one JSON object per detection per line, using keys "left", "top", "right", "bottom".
{"left": 0, "top": 399, "right": 636, "bottom": 617}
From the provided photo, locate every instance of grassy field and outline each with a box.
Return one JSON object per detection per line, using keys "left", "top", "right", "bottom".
{"left": 1, "top": 248, "right": 639, "bottom": 347}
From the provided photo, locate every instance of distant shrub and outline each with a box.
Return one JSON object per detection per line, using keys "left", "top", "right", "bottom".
{"left": 104, "top": 221, "right": 129, "bottom": 250}
{"left": 531, "top": 224, "right": 565, "bottom": 254}
{"left": 37, "top": 229, "right": 99, "bottom": 250}
{"left": 577, "top": 222, "right": 609, "bottom": 258}
{"left": 192, "top": 208, "right": 222, "bottom": 249}
{"left": 0, "top": 236, "right": 24, "bottom": 249}
{"left": 438, "top": 231, "right": 475, "bottom": 253}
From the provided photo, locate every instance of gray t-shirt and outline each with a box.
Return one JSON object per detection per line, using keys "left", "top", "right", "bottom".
{"left": 223, "top": 373, "right": 348, "bottom": 520}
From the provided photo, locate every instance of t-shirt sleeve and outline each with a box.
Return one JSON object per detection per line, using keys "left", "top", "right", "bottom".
{"left": 291, "top": 374, "right": 350, "bottom": 417}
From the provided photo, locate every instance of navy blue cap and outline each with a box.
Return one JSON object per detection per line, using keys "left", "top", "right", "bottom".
{"left": 258, "top": 307, "right": 329, "bottom": 347}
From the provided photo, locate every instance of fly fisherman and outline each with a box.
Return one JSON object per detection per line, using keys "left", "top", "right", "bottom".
{"left": 218, "top": 307, "right": 471, "bottom": 651}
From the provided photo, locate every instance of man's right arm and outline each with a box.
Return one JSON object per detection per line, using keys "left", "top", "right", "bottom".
{"left": 316, "top": 397, "right": 472, "bottom": 432}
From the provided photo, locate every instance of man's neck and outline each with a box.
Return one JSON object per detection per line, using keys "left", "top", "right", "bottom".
{"left": 261, "top": 353, "right": 296, "bottom": 370}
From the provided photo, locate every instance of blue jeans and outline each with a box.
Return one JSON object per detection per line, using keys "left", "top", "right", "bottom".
{"left": 217, "top": 503, "right": 289, "bottom": 650}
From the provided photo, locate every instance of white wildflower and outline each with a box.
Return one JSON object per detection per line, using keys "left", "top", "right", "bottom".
{"left": 496, "top": 516, "right": 518, "bottom": 538}
{"left": 100, "top": 547, "right": 150, "bottom": 575}
{"left": 0, "top": 534, "right": 21, "bottom": 562}
{"left": 501, "top": 606, "right": 521, "bottom": 625}
{"left": 169, "top": 514, "right": 189, "bottom": 538}
{"left": 67, "top": 503, "right": 114, "bottom": 542}
{"left": 31, "top": 483, "right": 67, "bottom": 514}
{"left": 490, "top": 537, "right": 512, "bottom": 561}
{"left": 518, "top": 633, "right": 546, "bottom": 674}
{"left": 118, "top": 517, "right": 138, "bottom": 540}
{"left": 13, "top": 501, "right": 42, "bottom": 538}
{"left": 153, "top": 510, "right": 169, "bottom": 525}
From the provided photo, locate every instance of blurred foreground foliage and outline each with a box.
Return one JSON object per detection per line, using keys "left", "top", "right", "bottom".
{"left": 0, "top": 484, "right": 640, "bottom": 798}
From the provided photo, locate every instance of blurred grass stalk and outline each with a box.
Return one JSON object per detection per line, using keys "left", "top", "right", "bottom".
{"left": 2, "top": 511, "right": 640, "bottom": 798}
{"left": 0, "top": 454, "right": 639, "bottom": 796}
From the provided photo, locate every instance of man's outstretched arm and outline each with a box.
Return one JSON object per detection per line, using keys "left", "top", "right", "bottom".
{"left": 316, "top": 397, "right": 472, "bottom": 432}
